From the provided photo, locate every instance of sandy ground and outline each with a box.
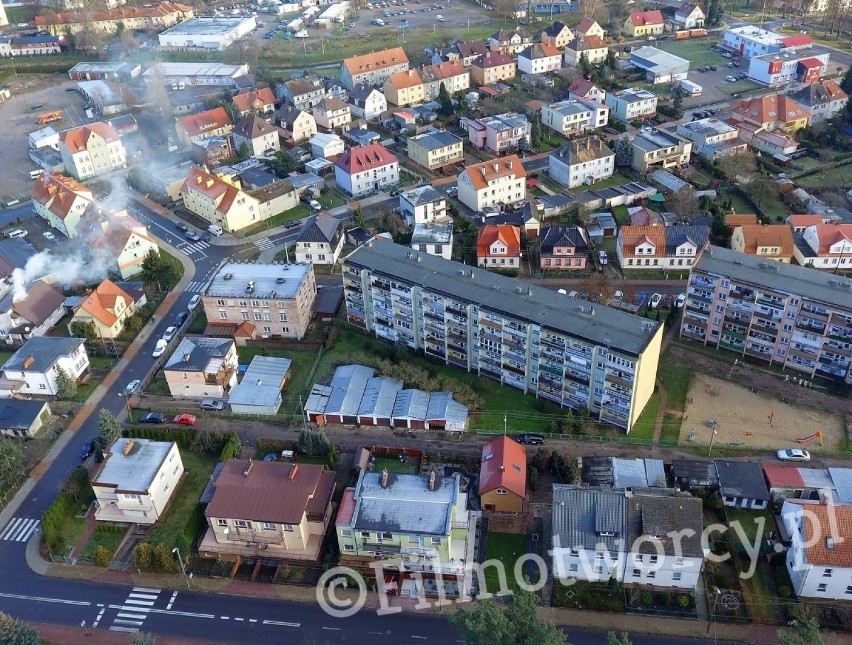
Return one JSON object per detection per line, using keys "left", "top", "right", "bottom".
{"left": 678, "top": 374, "right": 843, "bottom": 452}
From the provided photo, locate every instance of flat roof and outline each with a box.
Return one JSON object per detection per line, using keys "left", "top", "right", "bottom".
{"left": 631, "top": 47, "right": 690, "bottom": 72}
{"left": 143, "top": 62, "right": 248, "bottom": 78}
{"left": 615, "top": 88, "right": 657, "bottom": 103}
{"left": 679, "top": 118, "right": 737, "bottom": 137}
{"left": 94, "top": 438, "right": 174, "bottom": 493}
{"left": 725, "top": 25, "right": 782, "bottom": 45}
{"left": 205, "top": 261, "right": 312, "bottom": 299}
{"left": 228, "top": 355, "right": 291, "bottom": 408}
{"left": 160, "top": 16, "right": 253, "bottom": 36}
{"left": 345, "top": 241, "right": 660, "bottom": 356}
{"left": 411, "top": 221, "right": 452, "bottom": 245}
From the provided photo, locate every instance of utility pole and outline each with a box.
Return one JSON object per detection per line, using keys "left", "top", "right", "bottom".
{"left": 299, "top": 394, "right": 308, "bottom": 431}
{"left": 503, "top": 414, "right": 507, "bottom": 435}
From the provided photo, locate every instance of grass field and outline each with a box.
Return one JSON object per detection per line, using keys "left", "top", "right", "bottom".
{"left": 56, "top": 516, "right": 87, "bottom": 557}
{"left": 796, "top": 164, "right": 852, "bottom": 189}
{"left": 484, "top": 532, "right": 527, "bottom": 594}
{"left": 80, "top": 528, "right": 127, "bottom": 560}
{"left": 569, "top": 172, "right": 634, "bottom": 195}
{"left": 718, "top": 79, "right": 762, "bottom": 96}
{"left": 236, "top": 345, "right": 320, "bottom": 416}
{"left": 630, "top": 392, "right": 659, "bottom": 443}
{"left": 658, "top": 40, "right": 727, "bottom": 68}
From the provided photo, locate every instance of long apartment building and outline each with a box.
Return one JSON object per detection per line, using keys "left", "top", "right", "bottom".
{"left": 343, "top": 242, "right": 664, "bottom": 431}
{"left": 680, "top": 246, "right": 852, "bottom": 384}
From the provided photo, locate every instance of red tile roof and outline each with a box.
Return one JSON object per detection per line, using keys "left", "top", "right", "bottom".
{"left": 60, "top": 122, "right": 121, "bottom": 152}
{"left": 479, "top": 435, "right": 526, "bottom": 499}
{"left": 343, "top": 47, "right": 409, "bottom": 75}
{"left": 31, "top": 173, "right": 92, "bottom": 221}
{"left": 568, "top": 78, "right": 599, "bottom": 98}
{"left": 386, "top": 69, "right": 422, "bottom": 90}
{"left": 797, "top": 57, "right": 824, "bottom": 70}
{"left": 232, "top": 88, "right": 276, "bottom": 113}
{"left": 763, "top": 464, "right": 805, "bottom": 488}
{"left": 787, "top": 214, "right": 823, "bottom": 228}
{"left": 176, "top": 107, "right": 232, "bottom": 139}
{"left": 336, "top": 487, "right": 356, "bottom": 525}
{"left": 77, "top": 279, "right": 136, "bottom": 327}
{"left": 181, "top": 166, "right": 242, "bottom": 215}
{"left": 734, "top": 224, "right": 794, "bottom": 258}
{"left": 619, "top": 225, "right": 667, "bottom": 258}
{"left": 477, "top": 224, "right": 521, "bottom": 259}
{"left": 629, "top": 10, "right": 664, "bottom": 26}
{"left": 335, "top": 143, "right": 398, "bottom": 175}
{"left": 576, "top": 18, "right": 600, "bottom": 34}
{"left": 817, "top": 78, "right": 848, "bottom": 102}
{"left": 811, "top": 223, "right": 852, "bottom": 255}
{"left": 461, "top": 154, "right": 526, "bottom": 191}
{"left": 780, "top": 35, "right": 814, "bottom": 48}
{"left": 732, "top": 94, "right": 809, "bottom": 125}
{"left": 476, "top": 51, "right": 514, "bottom": 69}
{"left": 726, "top": 214, "right": 759, "bottom": 227}
{"left": 801, "top": 503, "right": 852, "bottom": 568}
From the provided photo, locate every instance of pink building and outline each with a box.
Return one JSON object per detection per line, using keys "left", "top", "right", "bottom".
{"left": 539, "top": 225, "right": 590, "bottom": 270}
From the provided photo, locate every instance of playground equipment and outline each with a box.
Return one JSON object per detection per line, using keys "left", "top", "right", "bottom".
{"left": 797, "top": 431, "right": 823, "bottom": 446}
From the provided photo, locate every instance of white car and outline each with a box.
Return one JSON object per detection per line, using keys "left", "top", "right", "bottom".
{"left": 725, "top": 75, "right": 737, "bottom": 82}
{"left": 675, "top": 293, "right": 687, "bottom": 308}
{"left": 162, "top": 326, "right": 177, "bottom": 342}
{"left": 42, "top": 231, "right": 57, "bottom": 242}
{"left": 188, "top": 294, "right": 201, "bottom": 311}
{"left": 777, "top": 448, "right": 811, "bottom": 462}
{"left": 309, "top": 200, "right": 322, "bottom": 211}
{"left": 598, "top": 250, "right": 608, "bottom": 266}
{"left": 152, "top": 339, "right": 168, "bottom": 358}
{"left": 5, "top": 229, "right": 27, "bottom": 239}
{"left": 125, "top": 379, "right": 142, "bottom": 395}
{"left": 649, "top": 293, "right": 662, "bottom": 309}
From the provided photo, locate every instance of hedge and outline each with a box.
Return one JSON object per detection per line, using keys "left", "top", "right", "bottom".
{"left": 41, "top": 492, "right": 77, "bottom": 553}
{"left": 175, "top": 503, "right": 206, "bottom": 554}
{"left": 218, "top": 432, "right": 241, "bottom": 462}
{"left": 123, "top": 427, "right": 196, "bottom": 448}
{"left": 256, "top": 438, "right": 297, "bottom": 455}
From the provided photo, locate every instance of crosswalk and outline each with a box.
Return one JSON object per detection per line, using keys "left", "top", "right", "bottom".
{"left": 185, "top": 281, "right": 207, "bottom": 292}
{"left": 0, "top": 517, "right": 40, "bottom": 542}
{"left": 254, "top": 238, "right": 276, "bottom": 251}
{"left": 109, "top": 586, "right": 162, "bottom": 633}
{"left": 178, "top": 241, "right": 210, "bottom": 258}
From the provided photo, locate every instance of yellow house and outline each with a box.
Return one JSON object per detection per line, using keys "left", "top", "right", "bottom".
{"left": 624, "top": 10, "right": 665, "bottom": 38}
{"left": 78, "top": 209, "right": 160, "bottom": 280}
{"left": 730, "top": 224, "right": 795, "bottom": 263}
{"left": 407, "top": 130, "right": 464, "bottom": 171}
{"left": 163, "top": 336, "right": 238, "bottom": 399}
{"left": 68, "top": 279, "right": 144, "bottom": 340}
{"left": 180, "top": 165, "right": 260, "bottom": 233}
{"left": 383, "top": 69, "right": 425, "bottom": 107}
{"left": 479, "top": 435, "right": 526, "bottom": 513}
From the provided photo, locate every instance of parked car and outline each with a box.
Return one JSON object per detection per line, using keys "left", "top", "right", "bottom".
{"left": 173, "top": 414, "right": 197, "bottom": 426}
{"left": 661, "top": 294, "right": 674, "bottom": 309}
{"left": 188, "top": 294, "right": 201, "bottom": 311}
{"left": 162, "top": 326, "right": 177, "bottom": 342}
{"left": 649, "top": 293, "right": 662, "bottom": 309}
{"left": 4, "top": 229, "right": 28, "bottom": 239}
{"left": 675, "top": 293, "right": 687, "bottom": 308}
{"left": 389, "top": 189, "right": 401, "bottom": 197}
{"left": 725, "top": 75, "right": 737, "bottom": 82}
{"left": 125, "top": 379, "right": 142, "bottom": 395}
{"left": 516, "top": 433, "right": 545, "bottom": 446}
{"left": 140, "top": 412, "right": 166, "bottom": 424}
{"left": 200, "top": 399, "right": 225, "bottom": 411}
{"left": 185, "top": 230, "right": 201, "bottom": 242}
{"left": 80, "top": 437, "right": 96, "bottom": 460}
{"left": 175, "top": 222, "right": 188, "bottom": 232}
{"left": 174, "top": 312, "right": 188, "bottom": 327}
{"left": 777, "top": 448, "right": 811, "bottom": 462}
{"left": 152, "top": 339, "right": 168, "bottom": 358}
{"left": 285, "top": 219, "right": 302, "bottom": 229}
{"left": 207, "top": 224, "right": 223, "bottom": 236}
{"left": 309, "top": 200, "right": 322, "bottom": 211}
{"left": 42, "top": 231, "right": 57, "bottom": 242}
{"left": 263, "top": 452, "right": 278, "bottom": 462}
{"left": 598, "top": 250, "right": 608, "bottom": 266}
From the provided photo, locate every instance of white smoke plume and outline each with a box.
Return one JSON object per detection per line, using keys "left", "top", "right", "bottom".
{"left": 11, "top": 247, "right": 111, "bottom": 302}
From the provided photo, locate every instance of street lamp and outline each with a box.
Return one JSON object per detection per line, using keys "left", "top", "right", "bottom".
{"left": 172, "top": 547, "right": 190, "bottom": 588}
{"left": 706, "top": 588, "right": 721, "bottom": 641}
{"left": 707, "top": 427, "right": 718, "bottom": 457}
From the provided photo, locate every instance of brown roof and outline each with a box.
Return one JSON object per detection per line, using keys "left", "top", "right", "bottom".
{"left": 726, "top": 214, "right": 758, "bottom": 227}
{"left": 343, "top": 47, "right": 409, "bottom": 75}
{"left": 787, "top": 214, "right": 823, "bottom": 228}
{"left": 802, "top": 503, "right": 852, "bottom": 568}
{"left": 181, "top": 166, "right": 242, "bottom": 215}
{"left": 732, "top": 94, "right": 809, "bottom": 125}
{"left": 734, "top": 224, "right": 794, "bottom": 258}
{"left": 567, "top": 34, "right": 607, "bottom": 52}
{"left": 568, "top": 78, "right": 599, "bottom": 98}
{"left": 232, "top": 114, "right": 277, "bottom": 140}
{"left": 315, "top": 97, "right": 349, "bottom": 113}
{"left": 36, "top": 3, "right": 189, "bottom": 25}
{"left": 386, "top": 69, "right": 422, "bottom": 90}
{"left": 576, "top": 18, "right": 600, "bottom": 34}
{"left": 60, "top": 122, "right": 120, "bottom": 152}
{"left": 76, "top": 279, "right": 137, "bottom": 327}
{"left": 475, "top": 51, "right": 514, "bottom": 69}
{"left": 31, "top": 173, "right": 92, "bottom": 221}
{"left": 10, "top": 280, "right": 64, "bottom": 326}
{"left": 461, "top": 154, "right": 526, "bottom": 191}
{"left": 232, "top": 88, "right": 276, "bottom": 113}
{"left": 205, "top": 321, "right": 256, "bottom": 338}
{"left": 177, "top": 107, "right": 232, "bottom": 138}
{"left": 521, "top": 43, "right": 561, "bottom": 59}
{"left": 427, "top": 61, "right": 467, "bottom": 81}
{"left": 479, "top": 435, "right": 526, "bottom": 499}
{"left": 477, "top": 224, "right": 521, "bottom": 258}
{"left": 205, "top": 460, "right": 335, "bottom": 525}
{"left": 619, "top": 225, "right": 667, "bottom": 258}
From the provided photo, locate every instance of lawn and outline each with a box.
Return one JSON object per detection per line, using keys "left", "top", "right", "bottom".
{"left": 611, "top": 204, "right": 629, "bottom": 226}
{"left": 658, "top": 349, "right": 692, "bottom": 413}
{"left": 235, "top": 204, "right": 311, "bottom": 238}
{"left": 80, "top": 527, "right": 127, "bottom": 560}
{"left": 56, "top": 516, "right": 87, "bottom": 557}
{"left": 145, "top": 451, "right": 216, "bottom": 549}
{"left": 187, "top": 312, "right": 207, "bottom": 334}
{"left": 73, "top": 382, "right": 98, "bottom": 403}
{"left": 568, "top": 172, "right": 633, "bottom": 194}
{"left": 160, "top": 250, "right": 185, "bottom": 291}
{"left": 484, "top": 532, "right": 527, "bottom": 594}
{"left": 0, "top": 350, "right": 16, "bottom": 368}
{"left": 718, "top": 79, "right": 763, "bottom": 96}
{"left": 724, "top": 506, "right": 773, "bottom": 546}
{"left": 629, "top": 392, "right": 659, "bottom": 443}
{"left": 236, "top": 346, "right": 321, "bottom": 417}
{"left": 796, "top": 164, "right": 852, "bottom": 189}
{"left": 372, "top": 454, "right": 420, "bottom": 474}
{"left": 658, "top": 40, "right": 727, "bottom": 68}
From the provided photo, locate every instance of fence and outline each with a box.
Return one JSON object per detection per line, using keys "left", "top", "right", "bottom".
{"left": 475, "top": 429, "right": 654, "bottom": 446}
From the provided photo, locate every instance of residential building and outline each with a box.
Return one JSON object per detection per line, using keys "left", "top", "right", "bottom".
{"left": 540, "top": 225, "right": 590, "bottom": 270}
{"left": 334, "top": 143, "right": 399, "bottom": 197}
{"left": 406, "top": 130, "right": 464, "bottom": 171}
{"left": 31, "top": 173, "right": 93, "bottom": 238}
{"left": 458, "top": 155, "right": 526, "bottom": 212}
{"left": 0, "top": 400, "right": 51, "bottom": 439}
{"left": 176, "top": 107, "right": 234, "bottom": 145}
{"left": 568, "top": 78, "right": 605, "bottom": 105}
{"left": 399, "top": 185, "right": 449, "bottom": 226}
{"left": 782, "top": 500, "right": 852, "bottom": 600}
{"left": 470, "top": 51, "right": 516, "bottom": 86}
{"left": 730, "top": 93, "right": 810, "bottom": 134}
{"left": 576, "top": 18, "right": 606, "bottom": 40}
{"left": 180, "top": 166, "right": 260, "bottom": 233}
{"left": 518, "top": 43, "right": 563, "bottom": 75}
{"left": 163, "top": 336, "right": 238, "bottom": 399}
{"left": 479, "top": 435, "right": 526, "bottom": 513}
{"left": 541, "top": 99, "right": 610, "bottom": 137}
{"left": 453, "top": 41, "right": 489, "bottom": 67}
{"left": 717, "top": 461, "right": 770, "bottom": 509}
{"left": 276, "top": 107, "right": 317, "bottom": 143}
{"left": 231, "top": 115, "right": 281, "bottom": 158}
{"left": 340, "top": 47, "right": 409, "bottom": 89}
{"left": 462, "top": 113, "right": 531, "bottom": 156}
{"left": 541, "top": 21, "right": 574, "bottom": 48}
{"left": 200, "top": 460, "right": 336, "bottom": 562}
{"left": 549, "top": 137, "right": 615, "bottom": 189}
{"left": 674, "top": 3, "right": 705, "bottom": 29}
{"left": 789, "top": 79, "right": 848, "bottom": 122}
{"left": 191, "top": 137, "right": 232, "bottom": 167}
{"left": 630, "top": 127, "right": 693, "bottom": 173}
{"left": 477, "top": 224, "right": 522, "bottom": 269}
{"left": 203, "top": 262, "right": 317, "bottom": 340}
{"left": 29, "top": 127, "right": 60, "bottom": 151}
{"left": 77, "top": 210, "right": 160, "bottom": 279}
{"left": 419, "top": 61, "right": 470, "bottom": 100}
{"left": 721, "top": 26, "right": 785, "bottom": 59}
{"left": 0, "top": 35, "right": 62, "bottom": 57}
{"left": 624, "top": 10, "right": 665, "bottom": 37}
{"left": 68, "top": 279, "right": 144, "bottom": 340}
{"left": 630, "top": 47, "right": 689, "bottom": 84}
{"left": 0, "top": 280, "right": 65, "bottom": 345}
{"left": 564, "top": 35, "right": 608, "bottom": 67}
{"left": 383, "top": 69, "right": 424, "bottom": 107}
{"left": 0, "top": 337, "right": 89, "bottom": 398}
{"left": 675, "top": 118, "right": 747, "bottom": 161}
{"left": 231, "top": 87, "right": 276, "bottom": 116}
{"left": 91, "top": 438, "right": 184, "bottom": 525}
{"left": 35, "top": 2, "right": 192, "bottom": 36}
{"left": 731, "top": 225, "right": 795, "bottom": 263}
{"left": 747, "top": 48, "right": 829, "bottom": 87}
{"left": 793, "top": 223, "right": 852, "bottom": 270}
{"left": 295, "top": 215, "right": 345, "bottom": 266}
{"left": 336, "top": 469, "right": 475, "bottom": 598}
{"left": 605, "top": 88, "right": 657, "bottom": 123}
{"left": 309, "top": 132, "right": 345, "bottom": 160}
{"left": 488, "top": 29, "right": 532, "bottom": 55}
{"left": 342, "top": 242, "right": 664, "bottom": 430}
{"left": 142, "top": 62, "right": 250, "bottom": 89}
{"left": 411, "top": 222, "right": 453, "bottom": 261}
{"left": 279, "top": 74, "right": 327, "bottom": 111}
{"left": 787, "top": 214, "right": 825, "bottom": 232}
{"left": 679, "top": 245, "right": 852, "bottom": 383}
{"left": 348, "top": 84, "right": 387, "bottom": 121}
{"left": 58, "top": 122, "right": 127, "bottom": 181}
{"left": 618, "top": 225, "right": 708, "bottom": 270}
{"left": 227, "top": 355, "right": 292, "bottom": 416}
{"left": 312, "top": 97, "right": 351, "bottom": 131}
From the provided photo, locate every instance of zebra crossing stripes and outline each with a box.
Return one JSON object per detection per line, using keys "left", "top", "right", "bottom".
{"left": 109, "top": 587, "right": 161, "bottom": 633}
{"left": 185, "top": 281, "right": 206, "bottom": 293}
{"left": 179, "top": 241, "right": 210, "bottom": 257}
{"left": 0, "top": 518, "right": 40, "bottom": 542}
{"left": 253, "top": 238, "right": 276, "bottom": 251}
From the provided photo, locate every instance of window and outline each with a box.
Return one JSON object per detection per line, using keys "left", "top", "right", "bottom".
{"left": 673, "top": 572, "right": 682, "bottom": 581}
{"left": 360, "top": 531, "right": 371, "bottom": 538}
{"left": 632, "top": 569, "right": 641, "bottom": 577}
{"left": 569, "top": 563, "right": 578, "bottom": 572}
{"left": 570, "top": 549, "right": 579, "bottom": 557}
{"left": 234, "top": 520, "right": 249, "bottom": 529}
{"left": 282, "top": 524, "right": 294, "bottom": 532}
{"left": 431, "top": 537, "right": 441, "bottom": 545}
{"left": 817, "top": 583, "right": 827, "bottom": 592}
{"left": 217, "top": 519, "right": 228, "bottom": 527}
{"left": 823, "top": 568, "right": 833, "bottom": 577}
{"left": 496, "top": 487, "right": 508, "bottom": 495}
{"left": 381, "top": 532, "right": 392, "bottom": 540}
{"left": 341, "top": 529, "right": 352, "bottom": 537}
{"left": 261, "top": 522, "right": 276, "bottom": 531}
{"left": 647, "top": 571, "right": 656, "bottom": 579}
{"left": 846, "top": 586, "right": 852, "bottom": 595}
{"left": 344, "top": 544, "right": 354, "bottom": 551}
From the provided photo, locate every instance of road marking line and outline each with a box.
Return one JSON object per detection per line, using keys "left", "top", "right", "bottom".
{"left": 221, "top": 616, "right": 229, "bottom": 620}
{"left": 132, "top": 587, "right": 161, "bottom": 594}
{"left": 128, "top": 593, "right": 158, "bottom": 600}
{"left": 109, "top": 605, "right": 214, "bottom": 619}
{"left": 261, "top": 620, "right": 300, "bottom": 627}
{"left": 367, "top": 631, "right": 383, "bottom": 635}
{"left": 249, "top": 619, "right": 257, "bottom": 623}
{"left": 97, "top": 604, "right": 105, "bottom": 608}
{"left": 411, "top": 636, "right": 427, "bottom": 640}
{"left": 113, "top": 619, "right": 145, "bottom": 626}
{"left": 0, "top": 518, "right": 23, "bottom": 540}
{"left": 125, "top": 599, "right": 155, "bottom": 606}
{"left": 234, "top": 617, "right": 244, "bottom": 621}
{"left": 110, "top": 606, "right": 151, "bottom": 613}
{"left": 0, "top": 593, "right": 89, "bottom": 606}
{"left": 109, "top": 626, "right": 140, "bottom": 633}
{"left": 323, "top": 627, "right": 341, "bottom": 631}
{"left": 117, "top": 613, "right": 148, "bottom": 620}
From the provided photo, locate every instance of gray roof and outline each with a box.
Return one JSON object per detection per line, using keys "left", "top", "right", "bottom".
{"left": 634, "top": 128, "right": 688, "bottom": 153}
{"left": 694, "top": 246, "right": 852, "bottom": 311}
{"left": 345, "top": 241, "right": 660, "bottom": 356}
{"left": 298, "top": 215, "right": 340, "bottom": 244}
{"left": 3, "top": 337, "right": 85, "bottom": 373}
{"left": 665, "top": 224, "right": 709, "bottom": 255}
{"left": 650, "top": 169, "right": 689, "bottom": 193}
{"left": 0, "top": 238, "right": 37, "bottom": 276}
{"left": 401, "top": 184, "right": 444, "bottom": 207}
{"left": 671, "top": 459, "right": 719, "bottom": 488}
{"left": 716, "top": 461, "right": 770, "bottom": 501}
{"left": 426, "top": 392, "right": 468, "bottom": 423}
{"left": 612, "top": 458, "right": 650, "bottom": 489}
{"left": 552, "top": 485, "right": 627, "bottom": 551}
{"left": 411, "top": 222, "right": 453, "bottom": 245}
{"left": 93, "top": 438, "right": 176, "bottom": 493}
{"left": 392, "top": 389, "right": 430, "bottom": 419}
{"left": 409, "top": 130, "right": 462, "bottom": 152}
{"left": 582, "top": 456, "right": 614, "bottom": 486}
{"left": 164, "top": 337, "right": 233, "bottom": 372}
{"left": 626, "top": 493, "right": 704, "bottom": 557}
{"left": 540, "top": 225, "right": 588, "bottom": 254}
{"left": 829, "top": 468, "right": 852, "bottom": 504}
{"left": 287, "top": 172, "right": 325, "bottom": 190}
{"left": 0, "top": 399, "right": 48, "bottom": 430}
{"left": 350, "top": 470, "right": 459, "bottom": 535}
{"left": 357, "top": 376, "right": 404, "bottom": 418}
{"left": 205, "top": 261, "right": 312, "bottom": 300}
{"left": 228, "top": 355, "right": 291, "bottom": 409}
{"left": 631, "top": 47, "right": 690, "bottom": 74}
{"left": 613, "top": 88, "right": 657, "bottom": 104}
{"left": 326, "top": 364, "right": 375, "bottom": 416}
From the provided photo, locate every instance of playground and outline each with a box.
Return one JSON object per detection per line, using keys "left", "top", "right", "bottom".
{"left": 678, "top": 375, "right": 844, "bottom": 452}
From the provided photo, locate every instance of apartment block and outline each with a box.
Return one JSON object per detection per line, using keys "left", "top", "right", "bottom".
{"left": 679, "top": 245, "right": 852, "bottom": 384}
{"left": 541, "top": 99, "right": 609, "bottom": 137}
{"left": 470, "top": 51, "right": 517, "bottom": 86}
{"left": 631, "top": 127, "right": 692, "bottom": 173}
{"left": 342, "top": 241, "right": 664, "bottom": 430}
{"left": 340, "top": 47, "right": 409, "bottom": 90}
{"left": 407, "top": 130, "right": 464, "bottom": 171}
{"left": 58, "top": 122, "right": 127, "bottom": 181}
{"left": 548, "top": 137, "right": 614, "bottom": 189}
{"left": 675, "top": 118, "right": 747, "bottom": 161}
{"left": 457, "top": 155, "right": 526, "bottom": 212}
{"left": 462, "top": 112, "right": 531, "bottom": 155}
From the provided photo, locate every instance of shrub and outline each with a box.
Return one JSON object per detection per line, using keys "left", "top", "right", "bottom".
{"left": 678, "top": 595, "right": 690, "bottom": 609}
{"left": 779, "top": 585, "right": 792, "bottom": 599}
{"left": 659, "top": 592, "right": 672, "bottom": 607}
{"left": 297, "top": 429, "right": 332, "bottom": 456}
{"left": 529, "top": 467, "right": 539, "bottom": 492}
{"left": 94, "top": 545, "right": 112, "bottom": 567}
{"left": 218, "top": 432, "right": 241, "bottom": 462}
{"left": 256, "top": 438, "right": 296, "bottom": 455}
{"left": 640, "top": 591, "right": 653, "bottom": 605}
{"left": 134, "top": 543, "right": 154, "bottom": 571}
{"left": 154, "top": 542, "right": 178, "bottom": 573}
{"left": 41, "top": 491, "right": 76, "bottom": 553}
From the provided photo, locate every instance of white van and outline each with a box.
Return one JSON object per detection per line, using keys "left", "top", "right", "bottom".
{"left": 29, "top": 170, "right": 44, "bottom": 179}
{"left": 207, "top": 224, "right": 223, "bottom": 236}
{"left": 5, "top": 229, "right": 28, "bottom": 239}
{"left": 436, "top": 14, "right": 445, "bottom": 20}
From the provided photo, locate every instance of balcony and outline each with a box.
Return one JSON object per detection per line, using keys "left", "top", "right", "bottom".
{"left": 606, "top": 373, "right": 633, "bottom": 389}
{"left": 371, "top": 281, "right": 390, "bottom": 291}
{"left": 795, "top": 320, "right": 826, "bottom": 334}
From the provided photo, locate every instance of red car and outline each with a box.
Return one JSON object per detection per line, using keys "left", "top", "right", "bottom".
{"left": 173, "top": 414, "right": 197, "bottom": 426}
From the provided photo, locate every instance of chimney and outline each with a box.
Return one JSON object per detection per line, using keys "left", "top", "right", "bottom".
{"left": 381, "top": 468, "right": 389, "bottom": 488}
{"left": 183, "top": 353, "right": 191, "bottom": 362}
{"left": 289, "top": 464, "right": 299, "bottom": 480}
{"left": 206, "top": 178, "right": 215, "bottom": 188}
{"left": 499, "top": 465, "right": 506, "bottom": 472}
{"left": 196, "top": 175, "right": 202, "bottom": 184}
{"left": 122, "top": 440, "right": 134, "bottom": 456}
{"left": 507, "top": 159, "right": 512, "bottom": 169}
{"left": 428, "top": 470, "right": 436, "bottom": 491}
{"left": 243, "top": 460, "right": 253, "bottom": 477}
{"left": 23, "top": 356, "right": 34, "bottom": 369}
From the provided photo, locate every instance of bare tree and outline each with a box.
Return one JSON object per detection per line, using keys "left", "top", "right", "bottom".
{"left": 578, "top": 0, "right": 603, "bottom": 20}
{"left": 667, "top": 187, "right": 701, "bottom": 221}
{"left": 717, "top": 150, "right": 757, "bottom": 182}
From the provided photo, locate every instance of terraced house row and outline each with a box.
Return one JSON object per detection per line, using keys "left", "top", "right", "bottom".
{"left": 342, "top": 241, "right": 663, "bottom": 431}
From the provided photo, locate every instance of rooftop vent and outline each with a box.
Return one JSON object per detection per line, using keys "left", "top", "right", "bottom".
{"left": 827, "top": 537, "right": 835, "bottom": 549}
{"left": 183, "top": 353, "right": 191, "bottom": 362}
{"left": 276, "top": 277, "right": 286, "bottom": 284}
{"left": 246, "top": 280, "right": 255, "bottom": 293}
{"left": 289, "top": 464, "right": 299, "bottom": 480}
{"left": 122, "top": 440, "right": 134, "bottom": 456}
{"left": 224, "top": 273, "right": 233, "bottom": 280}
{"left": 381, "top": 468, "right": 389, "bottom": 488}
{"left": 243, "top": 460, "right": 253, "bottom": 477}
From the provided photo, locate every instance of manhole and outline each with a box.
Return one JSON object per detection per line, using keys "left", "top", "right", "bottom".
{"left": 721, "top": 594, "right": 739, "bottom": 610}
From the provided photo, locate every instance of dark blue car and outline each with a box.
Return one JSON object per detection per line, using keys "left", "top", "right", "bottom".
{"left": 80, "top": 437, "right": 96, "bottom": 460}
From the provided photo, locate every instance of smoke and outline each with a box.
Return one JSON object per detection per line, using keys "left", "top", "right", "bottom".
{"left": 11, "top": 247, "right": 111, "bottom": 303}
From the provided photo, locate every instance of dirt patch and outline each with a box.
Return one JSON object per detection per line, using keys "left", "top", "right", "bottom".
{"left": 679, "top": 374, "right": 844, "bottom": 452}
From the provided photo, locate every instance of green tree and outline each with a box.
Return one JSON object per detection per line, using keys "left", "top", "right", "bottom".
{"left": 0, "top": 439, "right": 25, "bottom": 478}
{"left": 605, "top": 49, "right": 617, "bottom": 70}
{"left": 0, "top": 612, "right": 40, "bottom": 645}
{"left": 94, "top": 544, "right": 112, "bottom": 567}
{"left": 70, "top": 321, "right": 97, "bottom": 342}
{"left": 134, "top": 542, "right": 154, "bottom": 571}
{"left": 236, "top": 141, "right": 251, "bottom": 161}
{"left": 672, "top": 89, "right": 684, "bottom": 119}
{"left": 841, "top": 66, "right": 852, "bottom": 94}
{"left": 55, "top": 366, "right": 77, "bottom": 400}
{"left": 579, "top": 52, "right": 592, "bottom": 77}
{"left": 530, "top": 119, "right": 542, "bottom": 150}
{"left": 706, "top": 0, "right": 723, "bottom": 27}
{"left": 141, "top": 250, "right": 174, "bottom": 291}
{"left": 614, "top": 137, "right": 633, "bottom": 167}
{"left": 438, "top": 82, "right": 453, "bottom": 117}
{"left": 98, "top": 409, "right": 121, "bottom": 447}
{"left": 456, "top": 91, "right": 470, "bottom": 115}
{"left": 607, "top": 632, "right": 632, "bottom": 645}
{"left": 451, "top": 589, "right": 567, "bottom": 645}
{"left": 778, "top": 618, "right": 823, "bottom": 645}
{"left": 269, "top": 148, "right": 299, "bottom": 176}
